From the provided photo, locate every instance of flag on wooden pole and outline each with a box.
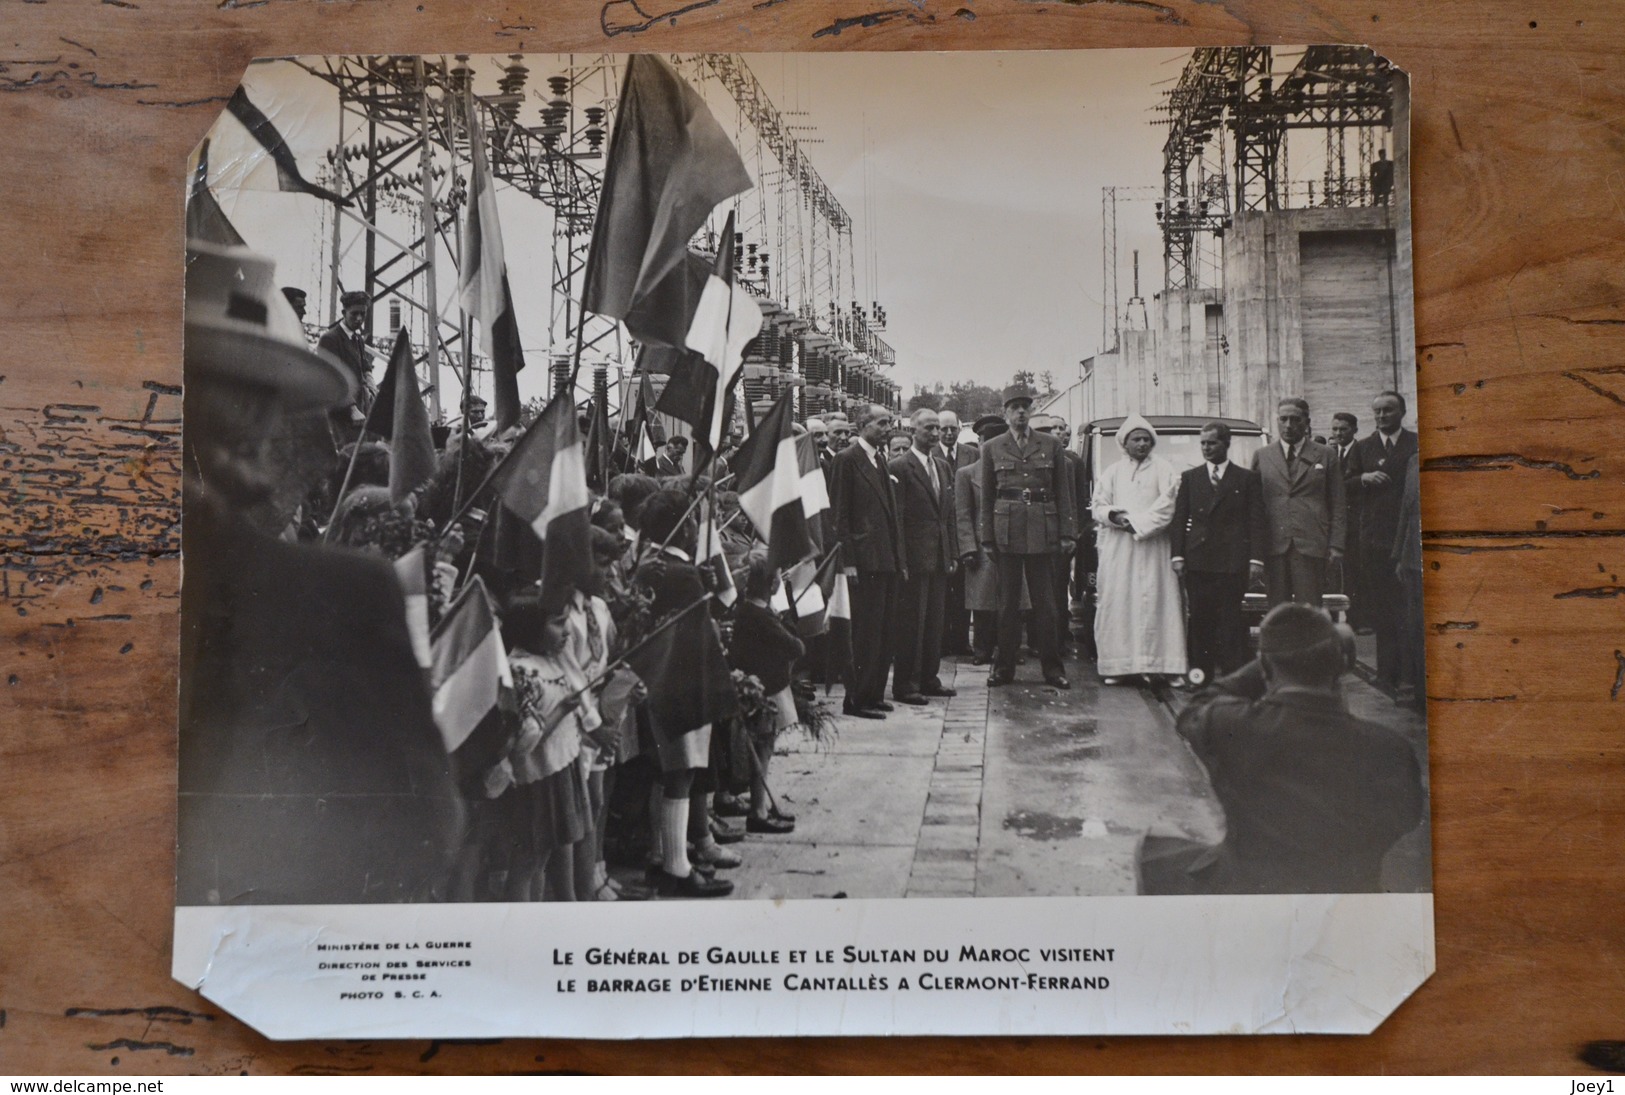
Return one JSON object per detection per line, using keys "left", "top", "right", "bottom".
{"left": 458, "top": 109, "right": 526, "bottom": 432}
{"left": 624, "top": 596, "right": 737, "bottom": 737}
{"left": 371, "top": 329, "right": 438, "bottom": 505}
{"left": 732, "top": 392, "right": 814, "bottom": 570}
{"left": 429, "top": 576, "right": 511, "bottom": 753}
{"left": 489, "top": 395, "right": 594, "bottom": 611}
{"left": 394, "top": 545, "right": 434, "bottom": 670}
{"left": 581, "top": 55, "right": 752, "bottom": 330}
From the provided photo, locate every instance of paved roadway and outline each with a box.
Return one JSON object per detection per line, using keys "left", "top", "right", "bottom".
{"left": 723, "top": 646, "right": 1429, "bottom": 900}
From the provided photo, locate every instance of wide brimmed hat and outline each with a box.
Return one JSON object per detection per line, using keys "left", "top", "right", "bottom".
{"left": 185, "top": 239, "right": 355, "bottom": 412}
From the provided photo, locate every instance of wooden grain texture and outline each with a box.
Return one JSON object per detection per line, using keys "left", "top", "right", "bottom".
{"left": 2, "top": 0, "right": 1622, "bottom": 1075}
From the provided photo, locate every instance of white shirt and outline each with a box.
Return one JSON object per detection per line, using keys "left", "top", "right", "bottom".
{"left": 911, "top": 446, "right": 940, "bottom": 493}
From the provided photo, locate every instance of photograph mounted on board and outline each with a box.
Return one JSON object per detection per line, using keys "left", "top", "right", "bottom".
{"left": 176, "top": 48, "right": 1433, "bottom": 1040}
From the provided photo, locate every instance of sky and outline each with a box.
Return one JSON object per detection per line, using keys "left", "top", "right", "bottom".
{"left": 205, "top": 50, "right": 1188, "bottom": 413}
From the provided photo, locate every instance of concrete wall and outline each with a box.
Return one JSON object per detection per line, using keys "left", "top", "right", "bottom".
{"left": 1220, "top": 205, "right": 1416, "bottom": 434}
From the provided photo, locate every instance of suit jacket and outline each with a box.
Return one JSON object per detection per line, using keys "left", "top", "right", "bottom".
{"left": 889, "top": 448, "right": 957, "bottom": 574}
{"left": 939, "top": 438, "right": 980, "bottom": 473}
{"left": 1252, "top": 438, "right": 1346, "bottom": 559}
{"left": 316, "top": 324, "right": 372, "bottom": 394}
{"left": 1171, "top": 462, "right": 1265, "bottom": 574}
{"left": 640, "top": 452, "right": 684, "bottom": 478}
{"left": 1343, "top": 429, "right": 1418, "bottom": 554}
{"left": 1062, "top": 448, "right": 1088, "bottom": 522}
{"left": 978, "top": 428, "right": 1078, "bottom": 554}
{"left": 830, "top": 441, "right": 903, "bottom": 573}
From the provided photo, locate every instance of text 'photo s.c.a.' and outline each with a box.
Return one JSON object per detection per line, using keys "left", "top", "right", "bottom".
{"left": 174, "top": 49, "right": 1433, "bottom": 1040}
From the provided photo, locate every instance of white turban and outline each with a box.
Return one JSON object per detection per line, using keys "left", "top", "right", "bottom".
{"left": 1115, "top": 413, "right": 1158, "bottom": 452}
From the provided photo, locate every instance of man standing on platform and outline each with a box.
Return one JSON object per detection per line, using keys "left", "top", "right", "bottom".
{"left": 1253, "top": 397, "right": 1345, "bottom": 608}
{"left": 829, "top": 403, "right": 903, "bottom": 719}
{"left": 316, "top": 289, "right": 375, "bottom": 434}
{"left": 890, "top": 408, "right": 958, "bottom": 704}
{"left": 1344, "top": 390, "right": 1419, "bottom": 694}
{"left": 1171, "top": 422, "right": 1265, "bottom": 683}
{"left": 979, "top": 384, "right": 1076, "bottom": 689}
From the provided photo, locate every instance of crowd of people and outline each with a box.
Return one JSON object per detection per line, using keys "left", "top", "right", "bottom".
{"left": 179, "top": 240, "right": 1425, "bottom": 906}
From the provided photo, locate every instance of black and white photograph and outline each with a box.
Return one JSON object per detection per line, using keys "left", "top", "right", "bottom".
{"left": 176, "top": 47, "right": 1432, "bottom": 1038}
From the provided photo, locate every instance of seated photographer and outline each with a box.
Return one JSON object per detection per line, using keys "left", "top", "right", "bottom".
{"left": 1139, "top": 603, "right": 1425, "bottom": 895}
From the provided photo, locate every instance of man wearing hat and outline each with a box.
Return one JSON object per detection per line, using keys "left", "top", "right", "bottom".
{"left": 317, "top": 289, "right": 376, "bottom": 434}
{"left": 978, "top": 383, "right": 1077, "bottom": 688}
{"left": 178, "top": 240, "right": 461, "bottom": 906}
{"left": 1139, "top": 603, "right": 1424, "bottom": 894}
{"left": 957, "top": 414, "right": 1024, "bottom": 665}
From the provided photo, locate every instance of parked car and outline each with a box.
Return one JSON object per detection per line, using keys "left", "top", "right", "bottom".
{"left": 1071, "top": 415, "right": 1348, "bottom": 663}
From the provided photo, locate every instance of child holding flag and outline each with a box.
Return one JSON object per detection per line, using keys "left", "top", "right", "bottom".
{"left": 496, "top": 594, "right": 595, "bottom": 901}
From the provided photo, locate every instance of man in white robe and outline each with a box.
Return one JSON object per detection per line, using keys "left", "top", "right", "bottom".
{"left": 1091, "top": 414, "right": 1187, "bottom": 682}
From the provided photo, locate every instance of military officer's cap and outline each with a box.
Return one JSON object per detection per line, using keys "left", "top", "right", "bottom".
{"left": 1001, "top": 383, "right": 1038, "bottom": 407}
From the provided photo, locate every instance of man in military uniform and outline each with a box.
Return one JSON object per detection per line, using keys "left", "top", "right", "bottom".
{"left": 978, "top": 384, "right": 1077, "bottom": 688}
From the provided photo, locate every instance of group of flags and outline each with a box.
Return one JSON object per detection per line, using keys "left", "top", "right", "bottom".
{"left": 195, "top": 56, "right": 846, "bottom": 757}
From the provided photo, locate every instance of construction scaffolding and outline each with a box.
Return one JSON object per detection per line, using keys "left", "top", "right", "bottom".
{"left": 298, "top": 52, "right": 900, "bottom": 435}
{"left": 1154, "top": 46, "right": 1398, "bottom": 291}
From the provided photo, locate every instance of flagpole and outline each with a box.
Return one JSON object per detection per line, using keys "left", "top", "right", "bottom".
{"left": 651, "top": 472, "right": 735, "bottom": 556}
{"left": 322, "top": 381, "right": 388, "bottom": 541}
{"left": 564, "top": 592, "right": 714, "bottom": 704}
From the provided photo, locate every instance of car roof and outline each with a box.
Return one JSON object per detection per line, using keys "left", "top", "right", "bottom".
{"left": 1084, "top": 415, "right": 1263, "bottom": 433}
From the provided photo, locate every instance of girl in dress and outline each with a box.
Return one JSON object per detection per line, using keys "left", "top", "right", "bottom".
{"left": 496, "top": 594, "right": 596, "bottom": 901}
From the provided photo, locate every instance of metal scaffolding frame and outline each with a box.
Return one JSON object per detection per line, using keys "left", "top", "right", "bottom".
{"left": 1154, "top": 46, "right": 1396, "bottom": 291}
{"left": 302, "top": 52, "right": 901, "bottom": 432}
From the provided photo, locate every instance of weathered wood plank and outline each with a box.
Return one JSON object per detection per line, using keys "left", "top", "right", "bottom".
{"left": 3, "top": 0, "right": 1624, "bottom": 1075}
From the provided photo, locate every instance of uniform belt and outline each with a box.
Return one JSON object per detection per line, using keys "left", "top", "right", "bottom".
{"left": 997, "top": 487, "right": 1051, "bottom": 502}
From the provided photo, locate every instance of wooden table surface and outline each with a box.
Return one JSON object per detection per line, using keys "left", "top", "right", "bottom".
{"left": 2, "top": 0, "right": 1622, "bottom": 1075}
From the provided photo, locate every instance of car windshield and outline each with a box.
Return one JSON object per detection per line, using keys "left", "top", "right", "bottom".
{"left": 1090, "top": 427, "right": 1263, "bottom": 490}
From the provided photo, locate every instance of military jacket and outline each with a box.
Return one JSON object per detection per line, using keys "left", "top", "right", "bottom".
{"left": 977, "top": 427, "right": 1078, "bottom": 554}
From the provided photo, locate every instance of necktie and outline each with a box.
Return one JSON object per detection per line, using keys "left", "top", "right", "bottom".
{"left": 927, "top": 455, "right": 939, "bottom": 495}
{"left": 1384, "top": 435, "right": 1394, "bottom": 454}
{"left": 1210, "top": 465, "right": 1221, "bottom": 488}
{"left": 1287, "top": 444, "right": 1298, "bottom": 470}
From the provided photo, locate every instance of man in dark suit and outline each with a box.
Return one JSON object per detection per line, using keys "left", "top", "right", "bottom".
{"left": 1252, "top": 397, "right": 1345, "bottom": 608}
{"left": 979, "top": 385, "right": 1077, "bottom": 688}
{"left": 1171, "top": 422, "right": 1266, "bottom": 682}
{"left": 1343, "top": 390, "right": 1420, "bottom": 692}
{"left": 316, "top": 289, "right": 375, "bottom": 437}
{"left": 1035, "top": 414, "right": 1087, "bottom": 653}
{"left": 889, "top": 408, "right": 958, "bottom": 704}
{"left": 641, "top": 433, "right": 688, "bottom": 477}
{"left": 1329, "top": 411, "right": 1366, "bottom": 631}
{"left": 829, "top": 402, "right": 903, "bottom": 718}
{"left": 936, "top": 409, "right": 978, "bottom": 656}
